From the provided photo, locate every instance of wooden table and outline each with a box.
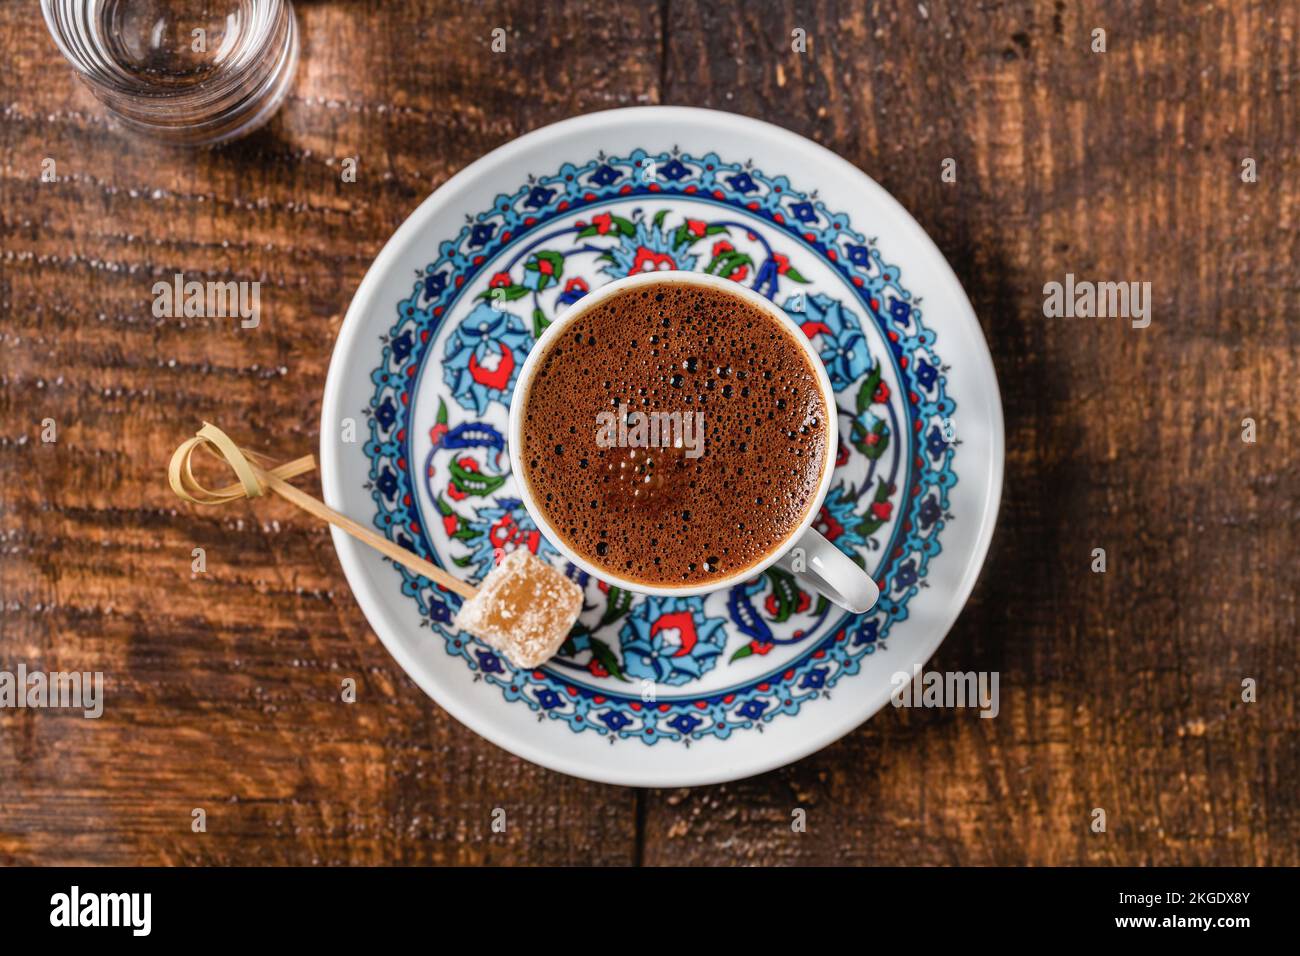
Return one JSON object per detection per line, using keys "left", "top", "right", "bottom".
{"left": 1, "top": 0, "right": 1296, "bottom": 866}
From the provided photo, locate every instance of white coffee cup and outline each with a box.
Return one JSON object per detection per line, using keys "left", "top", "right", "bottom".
{"left": 507, "top": 271, "right": 879, "bottom": 613}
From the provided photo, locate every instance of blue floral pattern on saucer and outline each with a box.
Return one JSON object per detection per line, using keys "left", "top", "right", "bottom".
{"left": 360, "top": 147, "right": 958, "bottom": 744}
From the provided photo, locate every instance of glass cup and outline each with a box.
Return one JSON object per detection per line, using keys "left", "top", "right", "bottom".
{"left": 508, "top": 271, "right": 881, "bottom": 613}
{"left": 40, "top": 0, "right": 299, "bottom": 146}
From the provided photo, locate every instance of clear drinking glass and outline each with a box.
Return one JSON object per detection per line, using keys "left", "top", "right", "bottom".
{"left": 41, "top": 0, "right": 299, "bottom": 146}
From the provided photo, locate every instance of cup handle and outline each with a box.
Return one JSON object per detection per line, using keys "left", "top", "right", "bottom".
{"left": 777, "top": 528, "right": 880, "bottom": 613}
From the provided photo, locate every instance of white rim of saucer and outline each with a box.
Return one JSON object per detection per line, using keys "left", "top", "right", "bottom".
{"left": 319, "top": 106, "right": 1006, "bottom": 787}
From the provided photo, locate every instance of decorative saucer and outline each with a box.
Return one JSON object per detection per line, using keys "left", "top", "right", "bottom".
{"left": 320, "top": 107, "right": 1004, "bottom": 786}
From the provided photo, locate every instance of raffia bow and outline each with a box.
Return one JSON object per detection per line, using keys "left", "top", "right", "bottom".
{"left": 167, "top": 422, "right": 474, "bottom": 599}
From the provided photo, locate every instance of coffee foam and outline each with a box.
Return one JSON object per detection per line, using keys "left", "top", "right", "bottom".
{"left": 521, "top": 282, "right": 828, "bottom": 586}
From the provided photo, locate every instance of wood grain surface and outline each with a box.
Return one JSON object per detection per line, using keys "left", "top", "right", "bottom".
{"left": 1, "top": 0, "right": 1296, "bottom": 866}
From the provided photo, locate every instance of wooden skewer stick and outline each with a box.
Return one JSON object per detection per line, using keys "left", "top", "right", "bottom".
{"left": 168, "top": 421, "right": 477, "bottom": 600}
